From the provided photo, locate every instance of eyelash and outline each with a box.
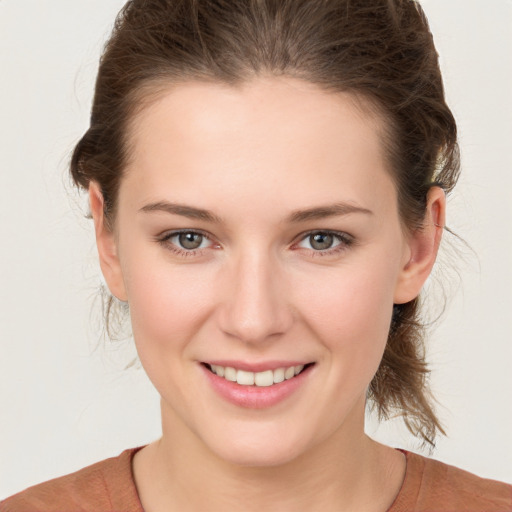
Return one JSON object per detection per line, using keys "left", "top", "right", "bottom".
{"left": 156, "top": 229, "right": 355, "bottom": 258}
{"left": 157, "top": 229, "right": 216, "bottom": 257}
{"left": 294, "top": 230, "right": 355, "bottom": 257}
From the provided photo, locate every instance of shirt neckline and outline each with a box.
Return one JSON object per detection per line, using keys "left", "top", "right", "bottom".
{"left": 124, "top": 445, "right": 420, "bottom": 511}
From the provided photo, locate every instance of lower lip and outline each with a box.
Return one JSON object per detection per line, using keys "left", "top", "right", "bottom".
{"left": 201, "top": 364, "right": 313, "bottom": 409}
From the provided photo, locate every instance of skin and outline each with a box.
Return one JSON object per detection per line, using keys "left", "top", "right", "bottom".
{"left": 90, "top": 77, "right": 445, "bottom": 511}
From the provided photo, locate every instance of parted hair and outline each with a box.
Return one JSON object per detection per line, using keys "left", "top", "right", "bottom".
{"left": 70, "top": 0, "right": 460, "bottom": 447}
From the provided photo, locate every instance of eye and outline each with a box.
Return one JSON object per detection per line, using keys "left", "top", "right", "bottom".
{"left": 174, "top": 232, "right": 207, "bottom": 250}
{"left": 296, "top": 230, "right": 353, "bottom": 253}
{"left": 158, "top": 230, "right": 216, "bottom": 254}
{"left": 305, "top": 232, "right": 336, "bottom": 250}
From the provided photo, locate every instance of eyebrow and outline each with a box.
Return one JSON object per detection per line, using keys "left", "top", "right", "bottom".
{"left": 287, "top": 203, "right": 373, "bottom": 222}
{"left": 139, "top": 201, "right": 223, "bottom": 223}
{"left": 139, "top": 201, "right": 373, "bottom": 223}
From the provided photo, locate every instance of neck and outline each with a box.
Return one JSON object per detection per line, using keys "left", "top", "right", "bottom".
{"left": 133, "top": 400, "right": 406, "bottom": 512}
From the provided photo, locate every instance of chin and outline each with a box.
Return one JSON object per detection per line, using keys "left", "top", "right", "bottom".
{"left": 200, "top": 423, "right": 316, "bottom": 468}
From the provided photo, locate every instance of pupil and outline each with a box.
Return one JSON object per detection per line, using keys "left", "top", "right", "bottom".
{"left": 311, "top": 233, "right": 333, "bottom": 250}
{"left": 179, "top": 232, "right": 202, "bottom": 249}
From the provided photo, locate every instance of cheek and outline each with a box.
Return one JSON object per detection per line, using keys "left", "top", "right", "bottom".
{"left": 296, "top": 254, "right": 398, "bottom": 371}
{"left": 121, "top": 250, "right": 216, "bottom": 360}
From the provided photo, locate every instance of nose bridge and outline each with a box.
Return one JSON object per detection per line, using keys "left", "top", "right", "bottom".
{"left": 218, "top": 245, "right": 291, "bottom": 343}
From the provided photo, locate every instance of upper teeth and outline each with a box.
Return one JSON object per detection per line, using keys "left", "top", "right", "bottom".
{"left": 210, "top": 364, "right": 305, "bottom": 387}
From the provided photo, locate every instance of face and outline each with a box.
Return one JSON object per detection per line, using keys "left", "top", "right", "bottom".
{"left": 92, "top": 77, "right": 441, "bottom": 467}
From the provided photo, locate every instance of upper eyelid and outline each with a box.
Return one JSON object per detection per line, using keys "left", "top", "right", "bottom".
{"left": 293, "top": 229, "right": 352, "bottom": 243}
{"left": 159, "top": 228, "right": 214, "bottom": 240}
{"left": 158, "top": 228, "right": 350, "bottom": 238}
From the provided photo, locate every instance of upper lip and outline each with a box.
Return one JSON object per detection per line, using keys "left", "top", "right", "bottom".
{"left": 202, "top": 360, "right": 313, "bottom": 372}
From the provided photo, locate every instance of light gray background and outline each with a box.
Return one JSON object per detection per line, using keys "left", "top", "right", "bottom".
{"left": 1, "top": 0, "right": 511, "bottom": 499}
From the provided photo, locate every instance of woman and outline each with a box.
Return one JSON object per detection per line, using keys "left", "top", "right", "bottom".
{"left": 2, "top": 0, "right": 511, "bottom": 510}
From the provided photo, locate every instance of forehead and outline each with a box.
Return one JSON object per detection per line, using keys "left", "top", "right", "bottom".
{"left": 122, "top": 77, "right": 395, "bottom": 216}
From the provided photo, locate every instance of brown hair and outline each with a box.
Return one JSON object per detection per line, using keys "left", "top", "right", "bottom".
{"left": 70, "top": 0, "right": 459, "bottom": 448}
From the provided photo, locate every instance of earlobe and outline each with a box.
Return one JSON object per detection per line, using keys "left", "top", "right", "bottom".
{"left": 393, "top": 186, "right": 446, "bottom": 304}
{"left": 88, "top": 182, "right": 128, "bottom": 302}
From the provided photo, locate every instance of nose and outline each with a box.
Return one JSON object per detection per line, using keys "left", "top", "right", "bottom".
{"left": 217, "top": 249, "right": 293, "bottom": 345}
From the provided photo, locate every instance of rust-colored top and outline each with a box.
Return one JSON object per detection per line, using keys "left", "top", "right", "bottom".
{"left": 2, "top": 447, "right": 511, "bottom": 511}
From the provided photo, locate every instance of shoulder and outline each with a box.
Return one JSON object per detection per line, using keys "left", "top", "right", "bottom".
{"left": 390, "top": 450, "right": 512, "bottom": 512}
{"left": 0, "top": 447, "right": 145, "bottom": 512}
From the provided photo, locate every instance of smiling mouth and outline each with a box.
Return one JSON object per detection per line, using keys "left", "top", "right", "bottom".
{"left": 203, "top": 363, "right": 314, "bottom": 387}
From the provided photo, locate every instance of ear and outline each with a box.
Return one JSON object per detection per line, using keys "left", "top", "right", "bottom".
{"left": 89, "top": 182, "right": 128, "bottom": 302}
{"left": 393, "top": 186, "right": 446, "bottom": 304}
